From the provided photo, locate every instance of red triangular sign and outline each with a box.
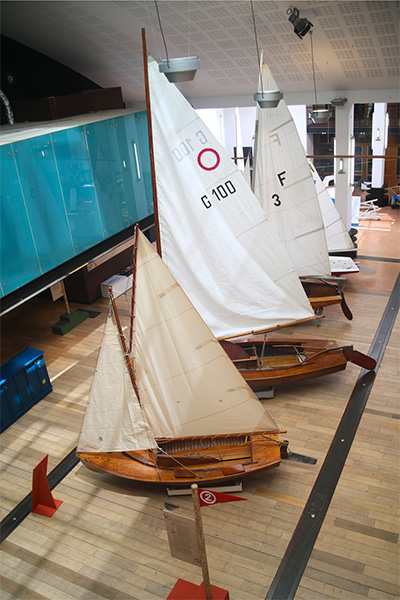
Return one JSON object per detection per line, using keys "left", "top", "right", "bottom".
{"left": 198, "top": 488, "right": 247, "bottom": 507}
{"left": 32, "top": 454, "right": 63, "bottom": 517}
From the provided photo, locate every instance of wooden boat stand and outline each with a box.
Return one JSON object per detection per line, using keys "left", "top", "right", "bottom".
{"left": 167, "top": 480, "right": 243, "bottom": 496}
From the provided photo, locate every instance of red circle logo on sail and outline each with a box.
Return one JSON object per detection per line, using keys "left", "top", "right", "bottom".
{"left": 197, "top": 148, "right": 220, "bottom": 171}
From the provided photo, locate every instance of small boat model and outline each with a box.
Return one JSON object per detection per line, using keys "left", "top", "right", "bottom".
{"left": 220, "top": 338, "right": 376, "bottom": 392}
{"left": 77, "top": 228, "right": 288, "bottom": 485}
{"left": 252, "top": 60, "right": 353, "bottom": 319}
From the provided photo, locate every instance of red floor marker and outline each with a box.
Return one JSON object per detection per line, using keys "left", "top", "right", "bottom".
{"left": 32, "top": 454, "right": 63, "bottom": 517}
{"left": 167, "top": 579, "right": 229, "bottom": 599}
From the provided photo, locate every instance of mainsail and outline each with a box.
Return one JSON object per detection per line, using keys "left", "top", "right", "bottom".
{"left": 308, "top": 160, "right": 355, "bottom": 254}
{"left": 134, "top": 230, "right": 278, "bottom": 438}
{"left": 148, "top": 58, "right": 314, "bottom": 340}
{"left": 77, "top": 229, "right": 279, "bottom": 455}
{"left": 252, "top": 62, "right": 331, "bottom": 278}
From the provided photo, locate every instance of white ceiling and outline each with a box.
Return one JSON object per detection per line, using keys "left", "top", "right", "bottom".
{"left": 1, "top": 0, "right": 399, "bottom": 108}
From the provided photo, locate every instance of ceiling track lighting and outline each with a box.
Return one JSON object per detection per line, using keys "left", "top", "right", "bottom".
{"left": 155, "top": 0, "right": 200, "bottom": 82}
{"left": 287, "top": 6, "right": 313, "bottom": 39}
{"left": 251, "top": 0, "right": 282, "bottom": 108}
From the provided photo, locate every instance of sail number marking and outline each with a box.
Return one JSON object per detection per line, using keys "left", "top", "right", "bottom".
{"left": 171, "top": 130, "right": 207, "bottom": 162}
{"left": 272, "top": 171, "right": 286, "bottom": 207}
{"left": 272, "top": 194, "right": 281, "bottom": 207}
{"left": 201, "top": 180, "right": 236, "bottom": 209}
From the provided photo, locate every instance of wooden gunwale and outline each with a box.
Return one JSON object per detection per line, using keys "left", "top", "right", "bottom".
{"left": 77, "top": 433, "right": 284, "bottom": 485}
{"left": 233, "top": 345, "right": 352, "bottom": 370}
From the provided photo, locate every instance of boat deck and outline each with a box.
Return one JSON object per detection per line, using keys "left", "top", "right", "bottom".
{"left": 1, "top": 208, "right": 399, "bottom": 600}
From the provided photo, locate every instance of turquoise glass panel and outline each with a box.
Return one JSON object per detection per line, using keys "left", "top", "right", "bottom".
{"left": 51, "top": 127, "right": 104, "bottom": 253}
{"left": 0, "top": 145, "right": 41, "bottom": 296}
{"left": 114, "top": 113, "right": 152, "bottom": 223}
{"left": 13, "top": 134, "right": 75, "bottom": 271}
{"left": 135, "top": 111, "right": 154, "bottom": 219}
{"left": 85, "top": 120, "right": 128, "bottom": 237}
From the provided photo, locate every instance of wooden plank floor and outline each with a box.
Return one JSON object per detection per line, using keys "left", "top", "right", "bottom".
{"left": 1, "top": 207, "right": 399, "bottom": 600}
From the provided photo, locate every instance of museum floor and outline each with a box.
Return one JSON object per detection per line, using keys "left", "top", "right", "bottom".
{"left": 1, "top": 207, "right": 399, "bottom": 600}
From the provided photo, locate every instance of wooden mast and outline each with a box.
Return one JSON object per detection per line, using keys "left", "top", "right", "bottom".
{"left": 141, "top": 28, "right": 162, "bottom": 258}
{"left": 128, "top": 224, "right": 139, "bottom": 353}
{"left": 109, "top": 287, "right": 141, "bottom": 404}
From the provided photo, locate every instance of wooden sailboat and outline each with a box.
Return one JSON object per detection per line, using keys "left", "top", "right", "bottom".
{"left": 142, "top": 30, "right": 375, "bottom": 388}
{"left": 220, "top": 338, "right": 375, "bottom": 392}
{"left": 77, "top": 228, "right": 287, "bottom": 484}
{"left": 308, "top": 160, "right": 359, "bottom": 275}
{"left": 308, "top": 160, "right": 358, "bottom": 260}
{"left": 252, "top": 60, "right": 353, "bottom": 319}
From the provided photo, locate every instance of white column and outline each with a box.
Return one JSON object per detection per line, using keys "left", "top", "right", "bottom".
{"left": 289, "top": 105, "right": 308, "bottom": 151}
{"left": 335, "top": 102, "right": 354, "bottom": 229}
{"left": 371, "top": 103, "right": 387, "bottom": 187}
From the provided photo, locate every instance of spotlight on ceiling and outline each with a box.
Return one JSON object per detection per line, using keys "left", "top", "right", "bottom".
{"left": 287, "top": 6, "right": 313, "bottom": 39}
{"left": 331, "top": 98, "right": 348, "bottom": 107}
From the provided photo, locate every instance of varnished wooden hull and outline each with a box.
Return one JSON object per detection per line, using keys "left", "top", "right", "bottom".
{"left": 77, "top": 434, "right": 283, "bottom": 485}
{"left": 301, "top": 278, "right": 350, "bottom": 317}
{"left": 221, "top": 339, "right": 354, "bottom": 390}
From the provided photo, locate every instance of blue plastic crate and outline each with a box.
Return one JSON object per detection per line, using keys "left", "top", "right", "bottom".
{"left": 0, "top": 348, "right": 52, "bottom": 432}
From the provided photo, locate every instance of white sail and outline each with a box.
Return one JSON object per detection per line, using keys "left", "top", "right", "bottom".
{"left": 77, "top": 312, "right": 157, "bottom": 453}
{"left": 308, "top": 160, "right": 355, "bottom": 253}
{"left": 133, "top": 230, "right": 279, "bottom": 439}
{"left": 148, "top": 59, "right": 314, "bottom": 339}
{"left": 253, "top": 62, "right": 331, "bottom": 278}
{"left": 243, "top": 155, "right": 252, "bottom": 187}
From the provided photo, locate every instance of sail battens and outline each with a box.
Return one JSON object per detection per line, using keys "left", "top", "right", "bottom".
{"left": 159, "top": 282, "right": 179, "bottom": 298}
{"left": 263, "top": 118, "right": 293, "bottom": 136}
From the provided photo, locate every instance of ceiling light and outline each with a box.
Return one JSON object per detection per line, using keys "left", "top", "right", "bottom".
{"left": 155, "top": 1, "right": 200, "bottom": 82}
{"left": 254, "top": 91, "right": 283, "bottom": 109}
{"left": 251, "top": 0, "right": 282, "bottom": 108}
{"left": 309, "top": 31, "right": 332, "bottom": 124}
{"left": 159, "top": 57, "right": 201, "bottom": 82}
{"left": 287, "top": 6, "right": 313, "bottom": 39}
{"left": 310, "top": 104, "right": 332, "bottom": 124}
